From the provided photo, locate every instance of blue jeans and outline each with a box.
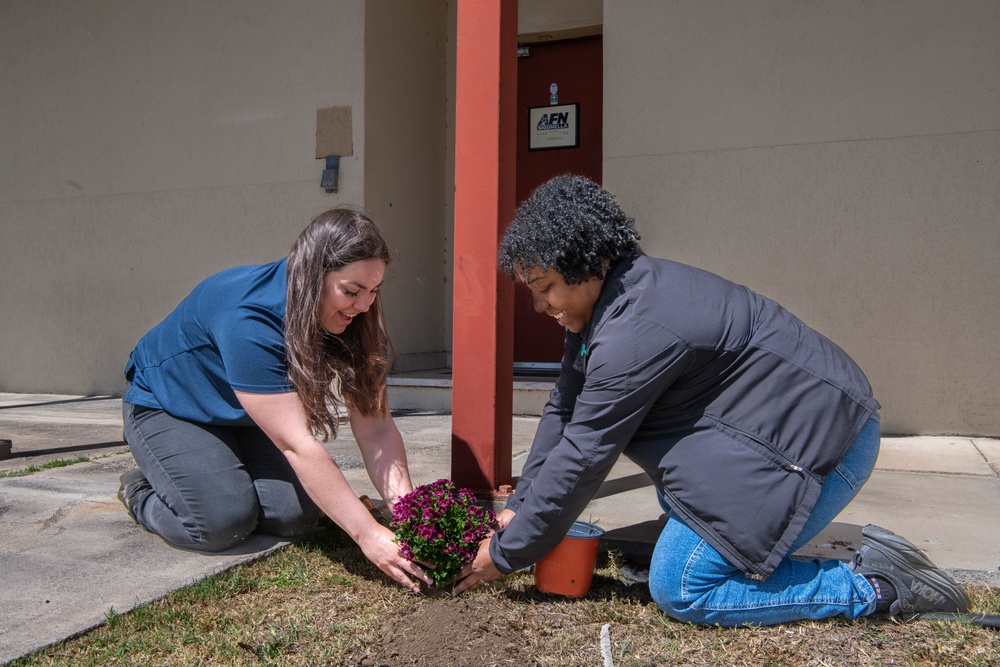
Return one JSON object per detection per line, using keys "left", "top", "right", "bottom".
{"left": 649, "top": 415, "right": 881, "bottom": 626}
{"left": 123, "top": 400, "right": 320, "bottom": 552}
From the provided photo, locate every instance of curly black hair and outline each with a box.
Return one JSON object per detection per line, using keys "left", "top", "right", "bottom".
{"left": 498, "top": 174, "right": 640, "bottom": 284}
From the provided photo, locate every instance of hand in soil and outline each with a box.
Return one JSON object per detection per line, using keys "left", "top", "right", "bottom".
{"left": 452, "top": 537, "right": 504, "bottom": 595}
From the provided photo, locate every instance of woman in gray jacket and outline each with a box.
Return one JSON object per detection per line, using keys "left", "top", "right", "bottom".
{"left": 455, "top": 174, "right": 969, "bottom": 626}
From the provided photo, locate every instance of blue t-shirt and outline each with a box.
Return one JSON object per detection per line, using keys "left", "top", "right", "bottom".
{"left": 124, "top": 258, "right": 293, "bottom": 425}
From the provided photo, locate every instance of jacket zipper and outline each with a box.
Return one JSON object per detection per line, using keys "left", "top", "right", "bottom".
{"left": 727, "top": 423, "right": 812, "bottom": 478}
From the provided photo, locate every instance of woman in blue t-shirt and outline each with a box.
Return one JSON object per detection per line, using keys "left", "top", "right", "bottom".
{"left": 120, "top": 208, "right": 431, "bottom": 592}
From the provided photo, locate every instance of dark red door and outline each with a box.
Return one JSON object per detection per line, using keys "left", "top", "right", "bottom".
{"left": 513, "top": 37, "right": 603, "bottom": 368}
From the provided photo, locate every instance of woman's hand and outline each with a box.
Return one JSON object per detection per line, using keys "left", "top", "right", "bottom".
{"left": 495, "top": 508, "right": 516, "bottom": 528}
{"left": 357, "top": 523, "right": 433, "bottom": 593}
{"left": 452, "top": 536, "right": 504, "bottom": 594}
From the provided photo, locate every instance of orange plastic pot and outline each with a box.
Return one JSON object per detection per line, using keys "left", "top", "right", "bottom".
{"left": 534, "top": 521, "right": 605, "bottom": 597}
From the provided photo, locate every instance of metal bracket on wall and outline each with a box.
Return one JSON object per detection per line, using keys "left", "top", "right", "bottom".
{"left": 321, "top": 155, "right": 340, "bottom": 192}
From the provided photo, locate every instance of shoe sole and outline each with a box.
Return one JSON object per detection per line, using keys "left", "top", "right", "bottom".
{"left": 117, "top": 468, "right": 147, "bottom": 522}
{"left": 861, "top": 525, "right": 971, "bottom": 613}
{"left": 119, "top": 468, "right": 146, "bottom": 486}
{"left": 116, "top": 485, "right": 135, "bottom": 522}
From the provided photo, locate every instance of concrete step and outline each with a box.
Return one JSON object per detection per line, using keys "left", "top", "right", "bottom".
{"left": 387, "top": 368, "right": 555, "bottom": 416}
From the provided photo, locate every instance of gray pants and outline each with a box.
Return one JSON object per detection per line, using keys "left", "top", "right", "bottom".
{"left": 122, "top": 401, "right": 320, "bottom": 552}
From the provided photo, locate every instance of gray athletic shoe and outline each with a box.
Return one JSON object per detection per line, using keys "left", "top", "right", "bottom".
{"left": 850, "top": 524, "right": 971, "bottom": 618}
{"left": 117, "top": 468, "right": 151, "bottom": 523}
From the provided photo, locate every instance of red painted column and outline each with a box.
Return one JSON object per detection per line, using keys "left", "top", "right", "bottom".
{"left": 451, "top": 0, "right": 517, "bottom": 494}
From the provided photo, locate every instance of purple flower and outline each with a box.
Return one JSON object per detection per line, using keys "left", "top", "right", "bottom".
{"left": 415, "top": 523, "right": 437, "bottom": 540}
{"left": 390, "top": 479, "right": 497, "bottom": 587}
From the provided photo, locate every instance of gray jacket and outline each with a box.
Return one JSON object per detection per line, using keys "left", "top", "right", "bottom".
{"left": 491, "top": 251, "right": 879, "bottom": 579}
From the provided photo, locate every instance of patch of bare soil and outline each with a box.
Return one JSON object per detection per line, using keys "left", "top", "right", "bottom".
{"left": 354, "top": 594, "right": 536, "bottom": 667}
{"left": 344, "top": 571, "right": 1000, "bottom": 667}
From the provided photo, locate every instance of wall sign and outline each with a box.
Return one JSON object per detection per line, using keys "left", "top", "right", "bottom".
{"left": 528, "top": 103, "right": 579, "bottom": 151}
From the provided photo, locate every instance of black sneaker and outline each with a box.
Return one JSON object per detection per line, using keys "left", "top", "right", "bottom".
{"left": 117, "top": 468, "right": 151, "bottom": 523}
{"left": 850, "top": 524, "right": 971, "bottom": 618}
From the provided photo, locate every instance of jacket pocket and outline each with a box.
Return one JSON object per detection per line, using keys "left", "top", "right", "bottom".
{"left": 658, "top": 423, "right": 820, "bottom": 578}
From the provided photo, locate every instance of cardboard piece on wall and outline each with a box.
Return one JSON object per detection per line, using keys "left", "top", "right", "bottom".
{"left": 316, "top": 106, "right": 353, "bottom": 158}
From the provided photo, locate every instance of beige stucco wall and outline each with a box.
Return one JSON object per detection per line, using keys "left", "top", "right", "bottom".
{"left": 3, "top": 0, "right": 996, "bottom": 436}
{"left": 364, "top": 0, "right": 450, "bottom": 370}
{"left": 519, "top": 0, "right": 602, "bottom": 41}
{"left": 603, "top": 0, "right": 1000, "bottom": 435}
{"left": 0, "top": 0, "right": 447, "bottom": 394}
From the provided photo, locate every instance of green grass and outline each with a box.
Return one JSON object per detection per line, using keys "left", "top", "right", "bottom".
{"left": 9, "top": 523, "right": 1000, "bottom": 666}
{"left": 0, "top": 456, "right": 94, "bottom": 478}
{"left": 0, "top": 447, "right": 130, "bottom": 479}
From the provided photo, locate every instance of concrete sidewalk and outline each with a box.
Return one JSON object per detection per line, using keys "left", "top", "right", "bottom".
{"left": 2, "top": 393, "right": 999, "bottom": 663}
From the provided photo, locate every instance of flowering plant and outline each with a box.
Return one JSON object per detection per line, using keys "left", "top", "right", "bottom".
{"left": 391, "top": 478, "right": 497, "bottom": 587}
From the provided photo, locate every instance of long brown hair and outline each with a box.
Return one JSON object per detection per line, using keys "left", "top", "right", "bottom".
{"left": 285, "top": 209, "right": 392, "bottom": 439}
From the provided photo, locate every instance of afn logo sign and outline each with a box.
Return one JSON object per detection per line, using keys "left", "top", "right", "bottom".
{"left": 536, "top": 112, "right": 570, "bottom": 131}
{"left": 528, "top": 103, "right": 578, "bottom": 150}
